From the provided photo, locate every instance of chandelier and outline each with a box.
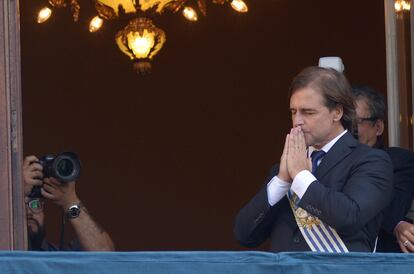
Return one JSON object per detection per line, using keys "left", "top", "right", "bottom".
{"left": 36, "top": 0, "right": 249, "bottom": 74}
{"left": 394, "top": 0, "right": 411, "bottom": 12}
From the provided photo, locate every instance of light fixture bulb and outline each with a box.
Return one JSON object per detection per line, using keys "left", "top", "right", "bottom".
{"left": 89, "top": 16, "right": 104, "bottom": 32}
{"left": 37, "top": 7, "right": 52, "bottom": 23}
{"left": 402, "top": 0, "right": 411, "bottom": 10}
{"left": 230, "top": 0, "right": 248, "bottom": 13}
{"left": 395, "top": 0, "right": 411, "bottom": 11}
{"left": 395, "top": 2, "right": 402, "bottom": 11}
{"left": 128, "top": 31, "right": 156, "bottom": 58}
{"left": 182, "top": 7, "right": 198, "bottom": 21}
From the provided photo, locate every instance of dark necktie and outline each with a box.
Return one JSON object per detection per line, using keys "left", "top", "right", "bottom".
{"left": 311, "top": 150, "right": 326, "bottom": 174}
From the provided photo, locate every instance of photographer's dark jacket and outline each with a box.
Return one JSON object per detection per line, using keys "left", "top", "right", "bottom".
{"left": 31, "top": 239, "right": 81, "bottom": 251}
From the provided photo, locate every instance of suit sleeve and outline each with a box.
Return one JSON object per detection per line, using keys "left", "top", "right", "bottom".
{"left": 299, "top": 149, "right": 394, "bottom": 236}
{"left": 234, "top": 165, "right": 281, "bottom": 247}
{"left": 381, "top": 148, "right": 414, "bottom": 233}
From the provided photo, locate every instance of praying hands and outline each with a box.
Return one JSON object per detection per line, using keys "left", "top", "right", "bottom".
{"left": 278, "top": 127, "right": 311, "bottom": 182}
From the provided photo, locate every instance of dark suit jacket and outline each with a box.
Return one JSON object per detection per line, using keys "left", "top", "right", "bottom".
{"left": 376, "top": 147, "right": 414, "bottom": 252}
{"left": 234, "top": 132, "right": 394, "bottom": 252}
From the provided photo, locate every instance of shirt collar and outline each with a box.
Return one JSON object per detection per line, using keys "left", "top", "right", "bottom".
{"left": 308, "top": 129, "right": 347, "bottom": 156}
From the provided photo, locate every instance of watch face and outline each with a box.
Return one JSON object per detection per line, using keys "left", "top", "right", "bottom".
{"left": 67, "top": 205, "right": 81, "bottom": 218}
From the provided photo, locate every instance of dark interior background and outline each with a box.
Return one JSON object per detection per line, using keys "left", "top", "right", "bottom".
{"left": 20, "top": 0, "right": 387, "bottom": 251}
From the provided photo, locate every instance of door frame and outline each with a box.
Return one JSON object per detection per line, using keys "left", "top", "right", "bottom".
{"left": 0, "top": 0, "right": 26, "bottom": 250}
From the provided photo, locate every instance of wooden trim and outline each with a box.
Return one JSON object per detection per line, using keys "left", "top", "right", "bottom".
{"left": 384, "top": 0, "right": 400, "bottom": 147}
{"left": 0, "top": 0, "right": 26, "bottom": 250}
{"left": 411, "top": 5, "right": 414, "bottom": 148}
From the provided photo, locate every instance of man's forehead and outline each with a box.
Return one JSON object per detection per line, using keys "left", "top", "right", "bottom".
{"left": 290, "top": 87, "right": 325, "bottom": 103}
{"left": 355, "top": 98, "right": 370, "bottom": 113}
{"left": 289, "top": 96, "right": 326, "bottom": 110}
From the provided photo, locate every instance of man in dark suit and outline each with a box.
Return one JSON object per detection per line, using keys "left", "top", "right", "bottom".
{"left": 234, "top": 67, "right": 393, "bottom": 252}
{"left": 352, "top": 85, "right": 414, "bottom": 253}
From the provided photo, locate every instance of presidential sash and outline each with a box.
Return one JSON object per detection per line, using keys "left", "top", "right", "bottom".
{"left": 288, "top": 192, "right": 349, "bottom": 253}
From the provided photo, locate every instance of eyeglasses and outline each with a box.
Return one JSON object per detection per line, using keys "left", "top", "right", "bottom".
{"left": 355, "top": 117, "right": 378, "bottom": 124}
{"left": 26, "top": 198, "right": 44, "bottom": 213}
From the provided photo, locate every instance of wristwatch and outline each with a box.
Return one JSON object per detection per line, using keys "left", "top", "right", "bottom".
{"left": 66, "top": 203, "right": 81, "bottom": 219}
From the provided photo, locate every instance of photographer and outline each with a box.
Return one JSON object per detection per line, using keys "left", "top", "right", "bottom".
{"left": 23, "top": 155, "right": 115, "bottom": 251}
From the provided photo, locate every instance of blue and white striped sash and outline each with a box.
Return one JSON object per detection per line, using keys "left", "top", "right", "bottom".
{"left": 288, "top": 191, "right": 349, "bottom": 253}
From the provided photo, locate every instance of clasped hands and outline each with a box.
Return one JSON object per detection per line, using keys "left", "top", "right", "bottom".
{"left": 278, "top": 127, "right": 311, "bottom": 183}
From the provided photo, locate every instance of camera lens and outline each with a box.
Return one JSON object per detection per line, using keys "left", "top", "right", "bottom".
{"left": 52, "top": 152, "right": 81, "bottom": 182}
{"left": 28, "top": 152, "right": 82, "bottom": 198}
{"left": 56, "top": 158, "right": 74, "bottom": 177}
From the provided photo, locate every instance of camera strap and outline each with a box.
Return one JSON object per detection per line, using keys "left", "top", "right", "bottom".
{"left": 59, "top": 211, "right": 66, "bottom": 250}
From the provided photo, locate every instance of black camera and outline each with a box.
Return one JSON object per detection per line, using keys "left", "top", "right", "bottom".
{"left": 29, "top": 152, "right": 81, "bottom": 198}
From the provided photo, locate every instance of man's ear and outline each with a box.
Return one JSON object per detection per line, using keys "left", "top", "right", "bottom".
{"left": 333, "top": 105, "right": 343, "bottom": 122}
{"left": 375, "top": 119, "right": 385, "bottom": 136}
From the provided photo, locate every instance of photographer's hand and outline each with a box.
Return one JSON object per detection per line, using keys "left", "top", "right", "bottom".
{"left": 23, "top": 155, "right": 44, "bottom": 197}
{"left": 42, "top": 178, "right": 115, "bottom": 251}
{"left": 41, "top": 177, "right": 80, "bottom": 209}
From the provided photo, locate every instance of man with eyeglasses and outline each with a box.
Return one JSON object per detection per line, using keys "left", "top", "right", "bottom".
{"left": 352, "top": 85, "right": 414, "bottom": 253}
{"left": 23, "top": 155, "right": 115, "bottom": 251}
{"left": 25, "top": 197, "right": 52, "bottom": 250}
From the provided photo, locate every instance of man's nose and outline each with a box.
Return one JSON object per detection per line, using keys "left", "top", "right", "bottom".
{"left": 293, "top": 114, "right": 304, "bottom": 127}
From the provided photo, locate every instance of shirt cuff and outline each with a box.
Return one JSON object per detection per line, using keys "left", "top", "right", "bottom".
{"left": 291, "top": 170, "right": 317, "bottom": 199}
{"left": 266, "top": 176, "right": 291, "bottom": 206}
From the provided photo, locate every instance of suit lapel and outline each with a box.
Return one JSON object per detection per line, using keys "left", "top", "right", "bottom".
{"left": 314, "top": 132, "right": 358, "bottom": 181}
